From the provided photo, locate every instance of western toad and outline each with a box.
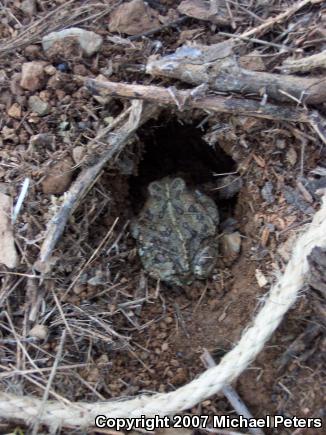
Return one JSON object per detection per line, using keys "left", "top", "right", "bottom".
{"left": 131, "top": 177, "right": 219, "bottom": 286}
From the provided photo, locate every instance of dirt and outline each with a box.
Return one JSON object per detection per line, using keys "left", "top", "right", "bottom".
{"left": 0, "top": 0, "right": 325, "bottom": 434}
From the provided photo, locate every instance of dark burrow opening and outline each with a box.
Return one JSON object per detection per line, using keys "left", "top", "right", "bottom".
{"left": 129, "top": 116, "right": 238, "bottom": 218}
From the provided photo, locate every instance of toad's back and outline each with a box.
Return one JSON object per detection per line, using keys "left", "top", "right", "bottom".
{"left": 131, "top": 177, "right": 219, "bottom": 285}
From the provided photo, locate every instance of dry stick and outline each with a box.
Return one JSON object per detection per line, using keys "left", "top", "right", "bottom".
{"left": 34, "top": 101, "right": 157, "bottom": 273}
{"left": 86, "top": 79, "right": 309, "bottom": 124}
{"left": 31, "top": 330, "right": 66, "bottom": 435}
{"left": 281, "top": 50, "right": 326, "bottom": 73}
{"left": 240, "top": 0, "right": 322, "bottom": 38}
{"left": 1, "top": 194, "right": 326, "bottom": 429}
{"left": 201, "top": 349, "right": 265, "bottom": 435}
{"left": 145, "top": 42, "right": 326, "bottom": 105}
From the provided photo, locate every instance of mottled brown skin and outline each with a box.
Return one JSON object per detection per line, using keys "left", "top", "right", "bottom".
{"left": 131, "top": 177, "right": 219, "bottom": 286}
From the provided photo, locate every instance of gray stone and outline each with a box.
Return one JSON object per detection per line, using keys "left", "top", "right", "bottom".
{"left": 261, "top": 181, "right": 275, "bottom": 204}
{"left": 20, "top": 61, "right": 46, "bottom": 91}
{"left": 221, "top": 232, "right": 241, "bottom": 257}
{"left": 28, "top": 96, "right": 51, "bottom": 116}
{"left": 20, "top": 0, "right": 36, "bottom": 16}
{"left": 42, "top": 28, "right": 103, "bottom": 57}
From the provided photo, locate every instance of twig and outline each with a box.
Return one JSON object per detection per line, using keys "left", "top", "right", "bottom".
{"left": 31, "top": 330, "right": 66, "bottom": 435}
{"left": 218, "top": 31, "right": 295, "bottom": 52}
{"left": 86, "top": 78, "right": 310, "bottom": 124}
{"left": 34, "top": 101, "right": 158, "bottom": 274}
{"left": 145, "top": 42, "right": 326, "bottom": 105}
{"left": 12, "top": 178, "right": 30, "bottom": 224}
{"left": 241, "top": 0, "right": 322, "bottom": 38}
{"left": 308, "top": 111, "right": 326, "bottom": 146}
{"left": 281, "top": 50, "right": 326, "bottom": 73}
{"left": 201, "top": 349, "right": 266, "bottom": 435}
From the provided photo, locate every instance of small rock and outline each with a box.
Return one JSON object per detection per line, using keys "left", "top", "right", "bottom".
{"left": 20, "top": 0, "right": 36, "bottom": 16}
{"left": 0, "top": 192, "right": 19, "bottom": 268}
{"left": 42, "top": 27, "right": 103, "bottom": 57}
{"left": 44, "top": 64, "right": 57, "bottom": 75}
{"left": 216, "top": 175, "right": 243, "bottom": 199}
{"left": 276, "top": 138, "right": 286, "bottom": 149}
{"left": 299, "top": 176, "right": 326, "bottom": 200}
{"left": 28, "top": 95, "right": 51, "bottom": 116}
{"left": 73, "top": 64, "right": 88, "bottom": 76}
{"left": 283, "top": 185, "right": 314, "bottom": 214}
{"left": 42, "top": 157, "right": 73, "bottom": 194}
{"left": 261, "top": 181, "right": 275, "bottom": 204}
{"left": 20, "top": 61, "right": 46, "bottom": 91}
{"left": 7, "top": 103, "right": 22, "bottom": 119}
{"left": 29, "top": 133, "right": 55, "bottom": 149}
{"left": 29, "top": 324, "right": 48, "bottom": 340}
{"left": 221, "top": 232, "right": 241, "bottom": 258}
{"left": 72, "top": 146, "right": 85, "bottom": 164}
{"left": 108, "top": 0, "right": 160, "bottom": 36}
{"left": 255, "top": 269, "right": 268, "bottom": 288}
{"left": 1, "top": 126, "right": 16, "bottom": 141}
{"left": 24, "top": 44, "right": 41, "bottom": 58}
{"left": 286, "top": 147, "right": 297, "bottom": 166}
{"left": 10, "top": 73, "right": 24, "bottom": 95}
{"left": 178, "top": 0, "right": 228, "bottom": 25}
{"left": 73, "top": 283, "right": 86, "bottom": 295}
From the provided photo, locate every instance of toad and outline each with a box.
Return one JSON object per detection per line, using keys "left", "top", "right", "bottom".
{"left": 131, "top": 177, "right": 219, "bottom": 286}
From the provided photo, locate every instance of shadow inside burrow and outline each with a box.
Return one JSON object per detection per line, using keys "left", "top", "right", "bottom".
{"left": 128, "top": 116, "right": 238, "bottom": 217}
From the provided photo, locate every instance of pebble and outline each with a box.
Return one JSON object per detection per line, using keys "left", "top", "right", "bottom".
{"left": 286, "top": 147, "right": 297, "bottom": 166}
{"left": 20, "top": 61, "right": 46, "bottom": 91}
{"left": 44, "top": 64, "right": 57, "bottom": 75}
{"left": 30, "top": 133, "right": 55, "bottom": 149}
{"left": 7, "top": 103, "right": 22, "bottom": 119}
{"left": 108, "top": 0, "right": 160, "bottom": 36}
{"left": 28, "top": 95, "right": 51, "bottom": 116}
{"left": 221, "top": 232, "right": 242, "bottom": 257}
{"left": 24, "top": 44, "right": 41, "bottom": 58}
{"left": 20, "top": 0, "right": 36, "bottom": 16}
{"left": 261, "top": 181, "right": 275, "bottom": 204}
{"left": 10, "top": 73, "right": 24, "bottom": 96}
{"left": 283, "top": 185, "right": 314, "bottom": 214}
{"left": 217, "top": 175, "right": 243, "bottom": 199}
{"left": 72, "top": 146, "right": 85, "bottom": 164}
{"left": 29, "top": 324, "right": 48, "bottom": 340}
{"left": 178, "top": 0, "right": 228, "bottom": 24}
{"left": 42, "top": 27, "right": 103, "bottom": 57}
{"left": 2, "top": 126, "right": 16, "bottom": 141}
{"left": 42, "top": 157, "right": 73, "bottom": 194}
